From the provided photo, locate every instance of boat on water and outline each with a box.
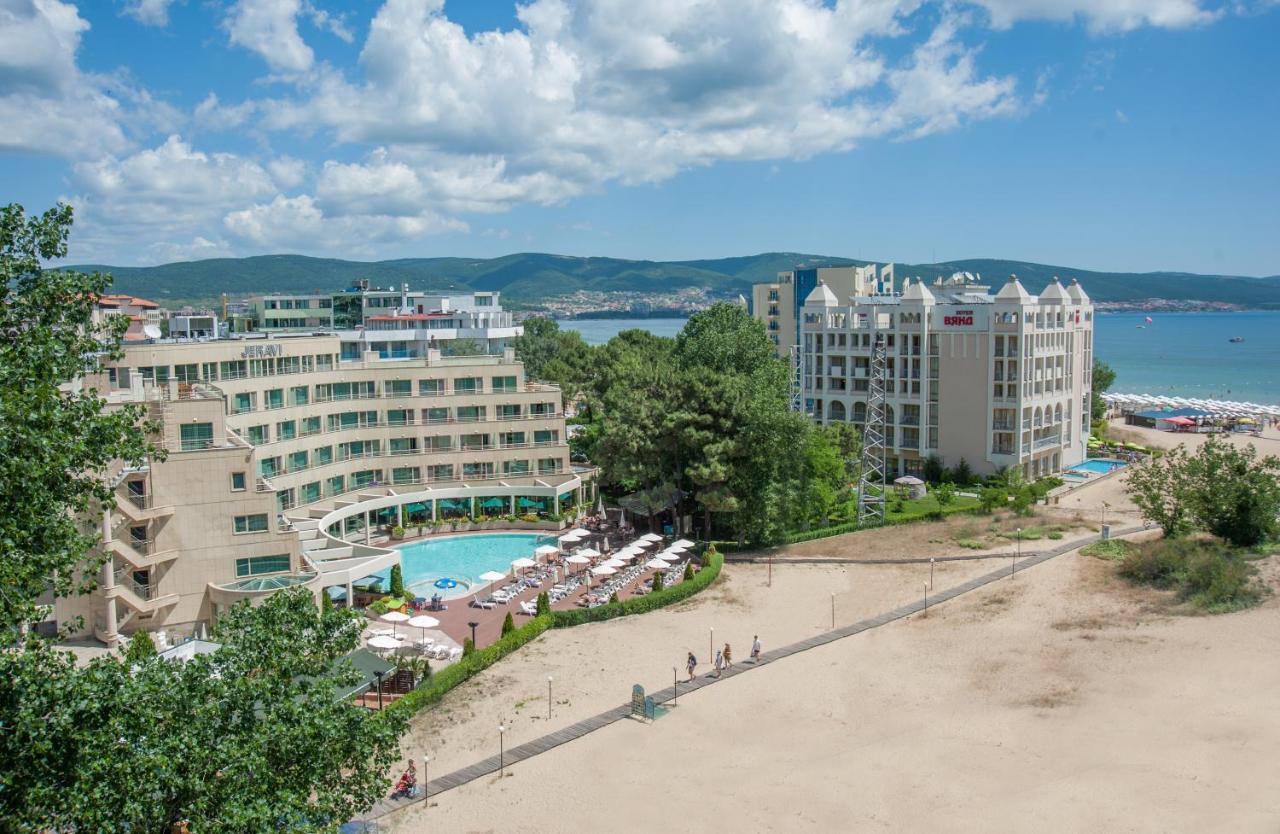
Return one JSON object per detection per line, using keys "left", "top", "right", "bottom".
{"left": 1229, "top": 337, "right": 1245, "bottom": 343}
{"left": 1136, "top": 325, "right": 1146, "bottom": 329}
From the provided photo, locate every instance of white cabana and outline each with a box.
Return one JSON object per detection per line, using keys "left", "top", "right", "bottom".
{"left": 603, "top": 558, "right": 627, "bottom": 568}
{"left": 591, "top": 565, "right": 616, "bottom": 576}
{"left": 565, "top": 554, "right": 591, "bottom": 565}
{"left": 535, "top": 544, "right": 560, "bottom": 558}
{"left": 640, "top": 533, "right": 663, "bottom": 543}
{"left": 558, "top": 529, "right": 588, "bottom": 543}
{"left": 511, "top": 557, "right": 537, "bottom": 570}
{"left": 575, "top": 547, "right": 601, "bottom": 559}
{"left": 645, "top": 557, "right": 672, "bottom": 569}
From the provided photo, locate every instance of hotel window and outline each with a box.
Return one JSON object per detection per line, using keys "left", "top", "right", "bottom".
{"left": 419, "top": 378, "right": 445, "bottom": 395}
{"left": 454, "top": 377, "right": 481, "bottom": 394}
{"left": 390, "top": 438, "right": 417, "bottom": 455}
{"left": 220, "top": 360, "right": 247, "bottom": 380}
{"left": 533, "top": 429, "right": 556, "bottom": 445}
{"left": 501, "top": 431, "right": 526, "bottom": 447}
{"left": 503, "top": 459, "right": 530, "bottom": 475}
{"left": 300, "top": 416, "right": 321, "bottom": 436}
{"left": 393, "top": 466, "right": 421, "bottom": 485}
{"left": 277, "top": 489, "right": 295, "bottom": 511}
{"left": 463, "top": 462, "right": 494, "bottom": 478}
{"left": 259, "top": 457, "right": 280, "bottom": 478}
{"left": 301, "top": 481, "right": 321, "bottom": 504}
{"left": 233, "top": 514, "right": 270, "bottom": 534}
{"left": 249, "top": 359, "right": 274, "bottom": 378}
{"left": 537, "top": 457, "right": 560, "bottom": 474}
{"left": 315, "top": 445, "right": 333, "bottom": 466}
{"left": 289, "top": 451, "right": 309, "bottom": 471}
{"left": 428, "top": 464, "right": 454, "bottom": 481}
{"left": 291, "top": 386, "right": 309, "bottom": 406}
{"left": 327, "top": 475, "right": 345, "bottom": 495}
{"left": 245, "top": 424, "right": 269, "bottom": 446}
{"left": 352, "top": 469, "right": 378, "bottom": 488}
{"left": 235, "top": 554, "right": 291, "bottom": 577}
{"left": 276, "top": 420, "right": 296, "bottom": 441}
{"left": 386, "top": 379, "right": 412, "bottom": 397}
{"left": 530, "top": 402, "right": 556, "bottom": 417}
{"left": 232, "top": 392, "right": 255, "bottom": 414}
{"left": 276, "top": 357, "right": 301, "bottom": 375}
{"left": 201, "top": 362, "right": 219, "bottom": 381}
{"left": 174, "top": 363, "right": 199, "bottom": 382}
{"left": 387, "top": 409, "right": 411, "bottom": 426}
{"left": 179, "top": 422, "right": 213, "bottom": 451}
{"left": 425, "top": 407, "right": 450, "bottom": 424}
{"left": 457, "top": 405, "right": 484, "bottom": 423}
{"left": 229, "top": 472, "right": 247, "bottom": 493}
{"left": 492, "top": 375, "right": 517, "bottom": 393}
{"left": 497, "top": 404, "right": 522, "bottom": 419}
{"left": 460, "top": 433, "right": 487, "bottom": 451}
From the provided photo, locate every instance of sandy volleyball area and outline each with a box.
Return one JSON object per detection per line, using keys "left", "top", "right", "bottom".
{"left": 382, "top": 427, "right": 1280, "bottom": 832}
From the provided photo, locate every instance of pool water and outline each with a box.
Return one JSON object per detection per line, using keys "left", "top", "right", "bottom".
{"left": 1069, "top": 458, "right": 1127, "bottom": 476}
{"left": 383, "top": 533, "right": 554, "bottom": 600}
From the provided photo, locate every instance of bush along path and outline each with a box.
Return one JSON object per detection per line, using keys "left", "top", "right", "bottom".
{"left": 359, "top": 526, "right": 1146, "bottom": 823}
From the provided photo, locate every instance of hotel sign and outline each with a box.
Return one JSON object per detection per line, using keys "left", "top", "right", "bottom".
{"left": 936, "top": 308, "right": 988, "bottom": 330}
{"left": 241, "top": 344, "right": 283, "bottom": 358}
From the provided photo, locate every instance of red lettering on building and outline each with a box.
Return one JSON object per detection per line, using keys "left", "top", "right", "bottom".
{"left": 943, "top": 315, "right": 974, "bottom": 326}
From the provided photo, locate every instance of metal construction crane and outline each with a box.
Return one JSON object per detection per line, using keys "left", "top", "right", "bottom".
{"left": 857, "top": 333, "right": 889, "bottom": 526}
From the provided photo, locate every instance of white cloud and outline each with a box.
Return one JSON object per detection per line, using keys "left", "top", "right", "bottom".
{"left": 121, "top": 0, "right": 176, "bottom": 27}
{"left": 224, "top": 0, "right": 315, "bottom": 73}
{"left": 267, "top": 155, "right": 307, "bottom": 189}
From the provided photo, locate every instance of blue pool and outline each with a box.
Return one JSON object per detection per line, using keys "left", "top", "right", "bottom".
{"left": 380, "top": 533, "right": 555, "bottom": 599}
{"left": 1069, "top": 458, "right": 1127, "bottom": 476}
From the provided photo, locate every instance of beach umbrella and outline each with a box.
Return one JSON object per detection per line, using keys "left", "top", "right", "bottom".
{"left": 576, "top": 547, "right": 601, "bottom": 559}
{"left": 645, "top": 557, "right": 671, "bottom": 569}
{"left": 665, "top": 542, "right": 689, "bottom": 553}
{"left": 565, "top": 554, "right": 591, "bottom": 568}
{"left": 591, "top": 565, "right": 616, "bottom": 576}
{"left": 535, "top": 544, "right": 559, "bottom": 558}
{"left": 603, "top": 558, "right": 627, "bottom": 568}
{"left": 672, "top": 539, "right": 695, "bottom": 549}
{"left": 380, "top": 610, "right": 410, "bottom": 638}
{"left": 368, "top": 635, "right": 402, "bottom": 652}
{"left": 479, "top": 570, "right": 507, "bottom": 583}
{"left": 511, "top": 557, "right": 537, "bottom": 570}
{"left": 558, "top": 530, "right": 586, "bottom": 544}
{"left": 631, "top": 539, "right": 655, "bottom": 549}
{"left": 619, "top": 508, "right": 627, "bottom": 526}
{"left": 407, "top": 614, "right": 440, "bottom": 646}
{"left": 640, "top": 533, "right": 663, "bottom": 543}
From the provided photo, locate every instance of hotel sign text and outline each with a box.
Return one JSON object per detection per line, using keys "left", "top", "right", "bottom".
{"left": 241, "top": 344, "right": 283, "bottom": 358}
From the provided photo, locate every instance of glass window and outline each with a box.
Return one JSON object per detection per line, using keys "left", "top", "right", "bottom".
{"left": 235, "top": 554, "right": 291, "bottom": 577}
{"left": 418, "top": 379, "right": 444, "bottom": 395}
{"left": 276, "top": 420, "right": 296, "bottom": 441}
{"left": 179, "top": 422, "right": 213, "bottom": 451}
{"left": 392, "top": 466, "right": 420, "bottom": 485}
{"left": 425, "top": 407, "right": 449, "bottom": 423}
{"left": 174, "top": 363, "right": 199, "bottom": 382}
{"left": 291, "top": 386, "right": 309, "bottom": 406}
{"left": 503, "top": 459, "right": 530, "bottom": 475}
{"left": 497, "top": 404, "right": 521, "bottom": 419}
{"left": 315, "top": 445, "right": 333, "bottom": 465}
{"left": 390, "top": 438, "right": 417, "bottom": 454}
{"left": 259, "top": 457, "right": 280, "bottom": 477}
{"left": 300, "top": 416, "right": 321, "bottom": 436}
{"left": 230, "top": 472, "right": 246, "bottom": 491}
{"left": 289, "top": 451, "right": 308, "bottom": 471}
{"left": 537, "top": 457, "right": 559, "bottom": 474}
{"left": 386, "top": 380, "right": 412, "bottom": 396}
{"left": 533, "top": 429, "right": 556, "bottom": 445}
{"left": 425, "top": 435, "right": 451, "bottom": 451}
{"left": 246, "top": 425, "right": 268, "bottom": 446}
{"left": 491, "top": 375, "right": 517, "bottom": 393}
{"left": 352, "top": 469, "right": 378, "bottom": 488}
{"left": 386, "top": 409, "right": 410, "bottom": 426}
{"left": 264, "top": 388, "right": 284, "bottom": 409}
{"left": 327, "top": 475, "right": 345, "bottom": 495}
{"left": 233, "top": 514, "right": 270, "bottom": 534}
{"left": 428, "top": 464, "right": 453, "bottom": 481}
{"left": 232, "top": 392, "right": 254, "bottom": 413}
{"left": 501, "top": 431, "right": 526, "bottom": 447}
{"left": 454, "top": 377, "right": 481, "bottom": 394}
{"left": 457, "top": 405, "right": 483, "bottom": 422}
{"left": 301, "top": 481, "right": 321, "bottom": 503}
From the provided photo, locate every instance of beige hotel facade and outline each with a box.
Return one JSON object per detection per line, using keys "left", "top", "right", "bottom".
{"left": 799, "top": 274, "right": 1095, "bottom": 480}
{"left": 58, "top": 334, "right": 593, "bottom": 647}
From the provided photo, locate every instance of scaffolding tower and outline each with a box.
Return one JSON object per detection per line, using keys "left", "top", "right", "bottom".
{"left": 789, "top": 344, "right": 805, "bottom": 414}
{"left": 857, "top": 333, "right": 889, "bottom": 525}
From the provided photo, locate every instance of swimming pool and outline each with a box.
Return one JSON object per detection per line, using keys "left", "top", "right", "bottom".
{"left": 1068, "top": 458, "right": 1127, "bottom": 476}
{"left": 381, "top": 533, "right": 555, "bottom": 600}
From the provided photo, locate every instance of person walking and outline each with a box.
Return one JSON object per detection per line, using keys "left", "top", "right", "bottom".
{"left": 723, "top": 642, "right": 733, "bottom": 670}
{"left": 712, "top": 648, "right": 724, "bottom": 678}
{"left": 750, "top": 635, "right": 761, "bottom": 662}
{"left": 686, "top": 651, "right": 697, "bottom": 681}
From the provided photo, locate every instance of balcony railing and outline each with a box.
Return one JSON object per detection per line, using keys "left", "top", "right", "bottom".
{"left": 124, "top": 491, "right": 152, "bottom": 509}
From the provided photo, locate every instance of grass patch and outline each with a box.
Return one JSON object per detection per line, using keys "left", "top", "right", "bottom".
{"left": 956, "top": 539, "right": 984, "bottom": 550}
{"left": 1117, "top": 538, "right": 1265, "bottom": 613}
{"left": 1080, "top": 539, "right": 1134, "bottom": 562}
{"left": 1047, "top": 531, "right": 1065, "bottom": 540}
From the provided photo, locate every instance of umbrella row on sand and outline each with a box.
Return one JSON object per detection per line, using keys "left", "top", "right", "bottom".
{"left": 370, "top": 611, "right": 442, "bottom": 652}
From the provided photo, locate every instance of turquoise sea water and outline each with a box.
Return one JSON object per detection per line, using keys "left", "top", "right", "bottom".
{"left": 386, "top": 533, "right": 553, "bottom": 599}
{"left": 561, "top": 311, "right": 1280, "bottom": 402}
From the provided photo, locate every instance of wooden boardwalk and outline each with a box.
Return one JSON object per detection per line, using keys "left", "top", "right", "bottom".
{"left": 360, "top": 526, "right": 1145, "bottom": 823}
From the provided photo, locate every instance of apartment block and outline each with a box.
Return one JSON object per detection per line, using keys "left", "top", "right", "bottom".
{"left": 752, "top": 264, "right": 894, "bottom": 356}
{"left": 800, "top": 274, "right": 1094, "bottom": 480}
{"left": 58, "top": 334, "right": 592, "bottom": 647}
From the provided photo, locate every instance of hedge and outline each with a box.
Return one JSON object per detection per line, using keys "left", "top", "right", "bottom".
{"left": 382, "top": 549, "right": 725, "bottom": 718}
{"left": 712, "top": 501, "right": 985, "bottom": 552}
{"left": 548, "top": 549, "right": 724, "bottom": 628}
{"left": 382, "top": 614, "right": 552, "bottom": 718}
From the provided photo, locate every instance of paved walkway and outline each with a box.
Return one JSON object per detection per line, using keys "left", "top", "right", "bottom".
{"left": 360, "top": 525, "right": 1146, "bottom": 823}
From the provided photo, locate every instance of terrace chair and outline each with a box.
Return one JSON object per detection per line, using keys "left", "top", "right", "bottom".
{"left": 414, "top": 637, "right": 435, "bottom": 651}
{"left": 470, "top": 597, "right": 496, "bottom": 610}
{"left": 519, "top": 601, "right": 538, "bottom": 616}
{"left": 370, "top": 627, "right": 394, "bottom": 638}
{"left": 447, "top": 647, "right": 462, "bottom": 662}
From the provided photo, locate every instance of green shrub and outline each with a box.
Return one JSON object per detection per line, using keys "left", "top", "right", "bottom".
{"left": 461, "top": 637, "right": 475, "bottom": 657}
{"left": 1080, "top": 539, "right": 1133, "bottom": 561}
{"left": 501, "top": 612, "right": 515, "bottom": 635}
{"left": 956, "top": 539, "right": 983, "bottom": 550}
{"left": 536, "top": 591, "right": 550, "bottom": 616}
{"left": 609, "top": 592, "right": 619, "bottom": 604}
{"left": 979, "top": 487, "right": 1007, "bottom": 514}
{"left": 1185, "top": 549, "right": 1260, "bottom": 612}
{"left": 683, "top": 562, "right": 694, "bottom": 581}
{"left": 123, "top": 631, "right": 157, "bottom": 663}
{"left": 652, "top": 570, "right": 664, "bottom": 592}
{"left": 1047, "top": 531, "right": 1064, "bottom": 540}
{"left": 321, "top": 590, "right": 334, "bottom": 614}
{"left": 1119, "top": 539, "right": 1194, "bottom": 588}
{"left": 389, "top": 564, "right": 405, "bottom": 599}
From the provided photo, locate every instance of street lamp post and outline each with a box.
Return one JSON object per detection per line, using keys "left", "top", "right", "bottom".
{"left": 498, "top": 724, "right": 506, "bottom": 777}
{"left": 930, "top": 557, "right": 935, "bottom": 590}
{"left": 923, "top": 581, "right": 929, "bottom": 616}
{"left": 467, "top": 620, "right": 479, "bottom": 648}
{"left": 673, "top": 666, "right": 678, "bottom": 705}
{"left": 547, "top": 675, "right": 553, "bottom": 721}
{"left": 709, "top": 626, "right": 714, "bottom": 669}
{"left": 423, "top": 754, "right": 429, "bottom": 806}
{"left": 1014, "top": 528, "right": 1021, "bottom": 576}
{"left": 830, "top": 592, "right": 835, "bottom": 629}
{"left": 373, "top": 669, "right": 385, "bottom": 711}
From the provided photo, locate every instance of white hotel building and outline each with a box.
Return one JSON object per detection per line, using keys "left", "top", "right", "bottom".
{"left": 56, "top": 327, "right": 593, "bottom": 647}
{"left": 799, "top": 274, "right": 1095, "bottom": 480}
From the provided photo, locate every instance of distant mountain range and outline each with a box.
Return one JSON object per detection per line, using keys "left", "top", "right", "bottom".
{"left": 67, "top": 252, "right": 1280, "bottom": 309}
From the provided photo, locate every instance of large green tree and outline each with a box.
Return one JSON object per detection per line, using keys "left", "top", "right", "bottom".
{"left": 1091, "top": 359, "right": 1116, "bottom": 420}
{"left": 0, "top": 590, "right": 405, "bottom": 832}
{"left": 0, "top": 203, "right": 162, "bottom": 637}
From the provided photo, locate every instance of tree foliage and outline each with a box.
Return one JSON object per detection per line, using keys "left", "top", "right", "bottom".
{"left": 0, "top": 590, "right": 405, "bottom": 832}
{"left": 1091, "top": 359, "right": 1116, "bottom": 420}
{"left": 0, "top": 203, "right": 163, "bottom": 636}
{"left": 389, "top": 563, "right": 405, "bottom": 599}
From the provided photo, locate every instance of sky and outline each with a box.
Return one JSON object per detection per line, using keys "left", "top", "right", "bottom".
{"left": 1, "top": 0, "right": 1277, "bottom": 276}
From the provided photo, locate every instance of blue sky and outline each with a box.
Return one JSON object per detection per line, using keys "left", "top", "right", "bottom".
{"left": 1, "top": 1, "right": 1277, "bottom": 276}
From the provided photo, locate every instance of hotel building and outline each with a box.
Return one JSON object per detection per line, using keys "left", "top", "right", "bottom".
{"left": 57, "top": 333, "right": 592, "bottom": 648}
{"left": 752, "top": 264, "right": 895, "bottom": 355}
{"left": 799, "top": 274, "right": 1094, "bottom": 480}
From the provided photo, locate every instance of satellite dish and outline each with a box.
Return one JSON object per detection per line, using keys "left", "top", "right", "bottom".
{"left": 143, "top": 324, "right": 163, "bottom": 339}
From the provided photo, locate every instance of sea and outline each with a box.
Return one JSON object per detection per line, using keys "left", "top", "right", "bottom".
{"left": 559, "top": 311, "right": 1280, "bottom": 403}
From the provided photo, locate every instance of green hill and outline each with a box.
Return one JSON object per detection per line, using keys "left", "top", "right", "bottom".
{"left": 66, "top": 252, "right": 1280, "bottom": 309}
